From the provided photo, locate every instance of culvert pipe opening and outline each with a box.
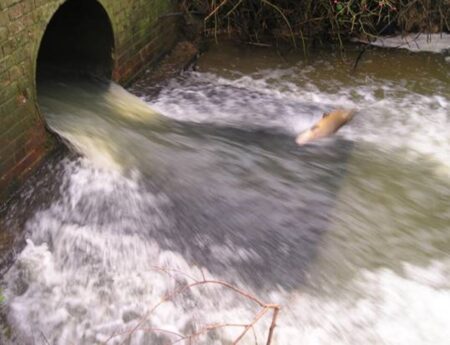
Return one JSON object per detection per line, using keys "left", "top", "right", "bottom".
{"left": 36, "top": 0, "right": 114, "bottom": 82}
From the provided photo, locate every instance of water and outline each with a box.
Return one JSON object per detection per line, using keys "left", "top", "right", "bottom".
{"left": 370, "top": 33, "right": 450, "bottom": 54}
{"left": 1, "top": 43, "right": 450, "bottom": 345}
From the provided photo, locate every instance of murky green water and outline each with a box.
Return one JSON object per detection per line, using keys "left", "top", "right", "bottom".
{"left": 1, "top": 43, "right": 449, "bottom": 345}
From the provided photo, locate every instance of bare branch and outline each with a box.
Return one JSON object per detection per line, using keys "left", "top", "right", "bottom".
{"left": 232, "top": 308, "right": 268, "bottom": 344}
{"left": 265, "top": 305, "right": 280, "bottom": 345}
{"left": 103, "top": 267, "right": 281, "bottom": 345}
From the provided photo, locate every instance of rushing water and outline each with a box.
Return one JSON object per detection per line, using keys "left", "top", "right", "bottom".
{"left": 1, "top": 43, "right": 450, "bottom": 345}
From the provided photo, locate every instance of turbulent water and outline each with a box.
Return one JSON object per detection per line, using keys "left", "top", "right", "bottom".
{"left": 2, "top": 44, "right": 450, "bottom": 345}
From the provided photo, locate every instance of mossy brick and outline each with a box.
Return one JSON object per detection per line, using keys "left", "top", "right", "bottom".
{"left": 1, "top": 148, "right": 40, "bottom": 184}
{"left": 2, "top": 38, "right": 17, "bottom": 56}
{"left": 13, "top": 140, "right": 28, "bottom": 164}
{"left": 2, "top": 0, "right": 22, "bottom": 8}
{"left": 1, "top": 105, "right": 20, "bottom": 130}
{"left": 13, "top": 79, "right": 28, "bottom": 92}
{"left": 16, "top": 149, "right": 46, "bottom": 181}
{"left": 24, "top": 131, "right": 46, "bottom": 153}
{"left": 8, "top": 2, "right": 33, "bottom": 21}
{"left": 25, "top": 23, "right": 40, "bottom": 40}
{"left": 0, "top": 96, "right": 16, "bottom": 115}
{"left": 19, "top": 98, "right": 36, "bottom": 118}
{"left": 8, "top": 65, "right": 23, "bottom": 80}
{"left": 33, "top": 6, "right": 47, "bottom": 22}
{"left": 0, "top": 82, "right": 18, "bottom": 103}
{"left": 0, "top": 55, "right": 13, "bottom": 73}
{"left": 11, "top": 45, "right": 28, "bottom": 64}
{"left": 34, "top": 3, "right": 58, "bottom": 23}
{"left": 3, "top": 116, "right": 33, "bottom": 144}
{"left": 0, "top": 11, "right": 7, "bottom": 26}
{"left": 0, "top": 152, "right": 15, "bottom": 174}
{"left": 0, "top": 71, "right": 10, "bottom": 86}
{"left": 0, "top": 26, "right": 8, "bottom": 44}
{"left": 9, "top": 12, "right": 34, "bottom": 35}
{"left": 34, "top": 0, "right": 53, "bottom": 9}
{"left": 0, "top": 131, "right": 25, "bottom": 160}
{"left": 0, "top": 98, "right": 35, "bottom": 127}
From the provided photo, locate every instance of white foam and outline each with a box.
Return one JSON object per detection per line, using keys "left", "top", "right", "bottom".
{"left": 3, "top": 160, "right": 266, "bottom": 344}
{"left": 7, "top": 220, "right": 450, "bottom": 344}
{"left": 150, "top": 70, "right": 450, "bottom": 171}
{"left": 274, "top": 260, "right": 450, "bottom": 345}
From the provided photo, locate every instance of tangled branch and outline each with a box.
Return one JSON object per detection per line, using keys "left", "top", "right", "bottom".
{"left": 103, "top": 266, "right": 280, "bottom": 345}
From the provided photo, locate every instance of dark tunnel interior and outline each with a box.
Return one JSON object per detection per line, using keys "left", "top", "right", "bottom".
{"left": 36, "top": 0, "right": 114, "bottom": 82}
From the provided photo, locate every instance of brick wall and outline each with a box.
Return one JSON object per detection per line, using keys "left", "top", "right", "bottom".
{"left": 0, "top": 0, "right": 180, "bottom": 205}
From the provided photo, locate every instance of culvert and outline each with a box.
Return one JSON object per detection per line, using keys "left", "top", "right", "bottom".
{"left": 36, "top": 0, "right": 114, "bottom": 82}
{"left": 0, "top": 0, "right": 180, "bottom": 205}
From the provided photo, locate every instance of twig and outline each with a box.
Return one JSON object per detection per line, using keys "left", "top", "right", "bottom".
{"left": 172, "top": 323, "right": 249, "bottom": 344}
{"left": 251, "top": 324, "right": 259, "bottom": 345}
{"left": 103, "top": 266, "right": 280, "bottom": 345}
{"left": 205, "top": 0, "right": 229, "bottom": 22}
{"left": 352, "top": 45, "right": 368, "bottom": 71}
{"left": 265, "top": 305, "right": 280, "bottom": 345}
{"left": 232, "top": 308, "right": 269, "bottom": 344}
{"left": 260, "top": 0, "right": 297, "bottom": 49}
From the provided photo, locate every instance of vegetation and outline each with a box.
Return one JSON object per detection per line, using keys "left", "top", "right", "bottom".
{"left": 181, "top": 0, "right": 450, "bottom": 49}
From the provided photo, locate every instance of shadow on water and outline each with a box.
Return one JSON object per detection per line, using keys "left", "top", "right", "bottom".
{"left": 150, "top": 128, "right": 356, "bottom": 290}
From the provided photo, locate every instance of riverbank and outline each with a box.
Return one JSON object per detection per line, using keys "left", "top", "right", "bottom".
{"left": 185, "top": 0, "right": 449, "bottom": 49}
